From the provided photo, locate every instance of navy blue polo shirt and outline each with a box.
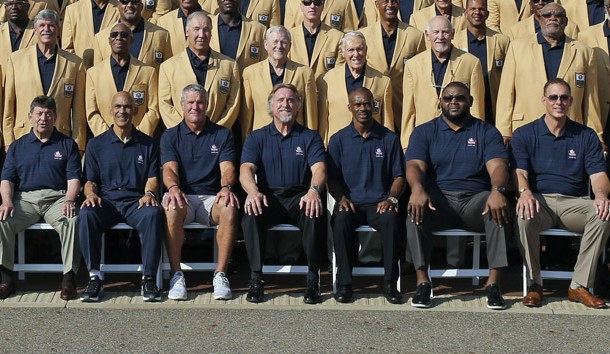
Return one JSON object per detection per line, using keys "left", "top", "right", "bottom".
{"left": 399, "top": 1, "right": 415, "bottom": 24}
{"left": 587, "top": 0, "right": 605, "bottom": 26}
{"left": 328, "top": 121, "right": 405, "bottom": 204}
{"left": 279, "top": 0, "right": 286, "bottom": 24}
{"left": 9, "top": 22, "right": 27, "bottom": 51}
{"left": 382, "top": 26, "right": 397, "bottom": 69}
{"left": 534, "top": 18, "right": 541, "bottom": 34}
{"left": 160, "top": 120, "right": 236, "bottom": 195}
{"left": 432, "top": 52, "right": 449, "bottom": 96}
{"left": 130, "top": 19, "right": 145, "bottom": 58}
{"left": 435, "top": 5, "right": 451, "bottom": 16}
{"left": 110, "top": 56, "right": 129, "bottom": 91}
{"left": 467, "top": 30, "right": 492, "bottom": 122}
{"left": 2, "top": 130, "right": 81, "bottom": 192}
{"left": 269, "top": 62, "right": 285, "bottom": 86}
{"left": 511, "top": 117, "right": 605, "bottom": 196}
{"left": 187, "top": 47, "right": 210, "bottom": 85}
{"left": 345, "top": 63, "right": 365, "bottom": 93}
{"left": 353, "top": 0, "right": 365, "bottom": 19}
{"left": 37, "top": 46, "right": 56, "bottom": 95}
{"left": 241, "top": 122, "right": 326, "bottom": 191}
{"left": 538, "top": 31, "right": 564, "bottom": 81}
{"left": 217, "top": 15, "right": 242, "bottom": 60}
{"left": 91, "top": 0, "right": 107, "bottom": 33}
{"left": 405, "top": 116, "right": 508, "bottom": 192}
{"left": 515, "top": 0, "right": 522, "bottom": 12}
{"left": 84, "top": 127, "right": 160, "bottom": 200}
{"left": 178, "top": 5, "right": 201, "bottom": 29}
{"left": 303, "top": 23, "right": 321, "bottom": 63}
{"left": 604, "top": 21, "right": 610, "bottom": 61}
{"left": 240, "top": 0, "right": 251, "bottom": 15}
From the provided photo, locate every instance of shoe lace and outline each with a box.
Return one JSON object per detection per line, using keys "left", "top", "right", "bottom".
{"left": 143, "top": 277, "right": 158, "bottom": 293}
{"left": 85, "top": 277, "right": 100, "bottom": 293}
{"left": 214, "top": 272, "right": 229, "bottom": 286}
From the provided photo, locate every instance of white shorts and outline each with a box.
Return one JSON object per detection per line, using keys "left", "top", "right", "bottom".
{"left": 163, "top": 194, "right": 217, "bottom": 226}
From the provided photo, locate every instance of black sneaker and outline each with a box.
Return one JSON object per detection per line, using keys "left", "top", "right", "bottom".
{"left": 141, "top": 276, "right": 161, "bottom": 302}
{"left": 486, "top": 283, "right": 507, "bottom": 310}
{"left": 411, "top": 282, "right": 432, "bottom": 308}
{"left": 81, "top": 275, "right": 104, "bottom": 302}
{"left": 246, "top": 278, "right": 264, "bottom": 303}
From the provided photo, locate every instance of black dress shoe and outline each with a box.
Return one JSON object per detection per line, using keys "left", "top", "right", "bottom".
{"left": 384, "top": 283, "right": 403, "bottom": 304}
{"left": 334, "top": 285, "right": 353, "bottom": 303}
{"left": 0, "top": 282, "right": 16, "bottom": 299}
{"left": 303, "top": 281, "right": 321, "bottom": 304}
{"left": 246, "top": 278, "right": 264, "bottom": 303}
{"left": 60, "top": 272, "right": 77, "bottom": 300}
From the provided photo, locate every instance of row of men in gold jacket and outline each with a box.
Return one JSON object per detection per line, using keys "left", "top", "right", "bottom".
{"left": 0, "top": 0, "right": 607, "bottom": 156}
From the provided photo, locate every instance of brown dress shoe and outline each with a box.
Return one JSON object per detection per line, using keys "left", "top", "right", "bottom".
{"left": 523, "top": 283, "right": 543, "bottom": 307}
{"left": 0, "top": 283, "right": 16, "bottom": 299}
{"left": 60, "top": 272, "right": 77, "bottom": 300}
{"left": 568, "top": 287, "right": 608, "bottom": 309}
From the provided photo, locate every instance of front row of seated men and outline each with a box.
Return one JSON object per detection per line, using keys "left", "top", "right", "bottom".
{"left": 0, "top": 80, "right": 609, "bottom": 310}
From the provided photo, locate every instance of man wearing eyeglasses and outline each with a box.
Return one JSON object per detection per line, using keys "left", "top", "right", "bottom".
{"left": 487, "top": 0, "right": 531, "bottom": 34}
{"left": 512, "top": 78, "right": 610, "bottom": 309}
{"left": 62, "top": 0, "right": 120, "bottom": 68}
{"left": 156, "top": 0, "right": 203, "bottom": 54}
{"left": 93, "top": 0, "right": 173, "bottom": 71}
{"left": 287, "top": 0, "right": 344, "bottom": 85}
{"left": 284, "top": 0, "right": 358, "bottom": 32}
{"left": 208, "top": 0, "right": 267, "bottom": 74}
{"left": 578, "top": 0, "right": 610, "bottom": 150}
{"left": 400, "top": 15, "right": 484, "bottom": 148}
{"left": 405, "top": 81, "right": 510, "bottom": 309}
{"left": 206, "top": 0, "right": 280, "bottom": 28}
{"left": 3, "top": 10, "right": 86, "bottom": 154}
{"left": 86, "top": 23, "right": 159, "bottom": 137}
{"left": 360, "top": 0, "right": 425, "bottom": 132}
{"left": 0, "top": 0, "right": 76, "bottom": 24}
{"left": 240, "top": 25, "right": 316, "bottom": 140}
{"left": 159, "top": 11, "right": 240, "bottom": 130}
{"left": 318, "top": 30, "right": 393, "bottom": 145}
{"left": 506, "top": 0, "right": 578, "bottom": 40}
{"left": 410, "top": 0, "right": 467, "bottom": 40}
{"left": 0, "top": 0, "right": 37, "bottom": 66}
{"left": 496, "top": 2, "right": 602, "bottom": 146}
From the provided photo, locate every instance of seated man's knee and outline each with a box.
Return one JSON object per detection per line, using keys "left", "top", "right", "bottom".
{"left": 164, "top": 206, "right": 187, "bottom": 224}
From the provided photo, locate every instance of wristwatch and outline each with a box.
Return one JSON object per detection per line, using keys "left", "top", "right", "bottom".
{"left": 309, "top": 185, "right": 321, "bottom": 193}
{"left": 493, "top": 186, "right": 507, "bottom": 194}
{"left": 519, "top": 187, "right": 529, "bottom": 194}
{"left": 146, "top": 190, "right": 156, "bottom": 198}
{"left": 221, "top": 184, "right": 232, "bottom": 191}
{"left": 387, "top": 197, "right": 399, "bottom": 205}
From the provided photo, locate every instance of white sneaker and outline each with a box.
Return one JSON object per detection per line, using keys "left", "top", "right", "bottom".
{"left": 213, "top": 272, "right": 232, "bottom": 300}
{"left": 168, "top": 271, "right": 187, "bottom": 300}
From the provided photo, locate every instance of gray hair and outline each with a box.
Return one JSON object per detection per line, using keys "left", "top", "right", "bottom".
{"left": 339, "top": 31, "right": 367, "bottom": 51}
{"left": 265, "top": 25, "right": 291, "bottom": 43}
{"left": 34, "top": 9, "right": 60, "bottom": 27}
{"left": 185, "top": 11, "right": 212, "bottom": 31}
{"left": 180, "top": 84, "right": 209, "bottom": 102}
{"left": 425, "top": 16, "right": 454, "bottom": 33}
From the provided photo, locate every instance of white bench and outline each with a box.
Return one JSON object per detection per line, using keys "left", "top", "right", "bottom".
{"left": 429, "top": 229, "right": 489, "bottom": 286}
{"left": 522, "top": 228, "right": 584, "bottom": 296}
{"left": 16, "top": 222, "right": 216, "bottom": 290}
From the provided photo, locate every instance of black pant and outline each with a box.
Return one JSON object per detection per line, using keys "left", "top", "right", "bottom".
{"left": 332, "top": 203, "right": 400, "bottom": 285}
{"left": 242, "top": 186, "right": 325, "bottom": 273}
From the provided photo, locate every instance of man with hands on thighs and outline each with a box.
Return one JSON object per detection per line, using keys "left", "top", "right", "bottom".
{"left": 240, "top": 83, "right": 326, "bottom": 305}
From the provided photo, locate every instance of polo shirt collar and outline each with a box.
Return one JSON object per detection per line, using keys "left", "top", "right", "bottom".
{"left": 91, "top": 0, "right": 106, "bottom": 9}
{"left": 348, "top": 121, "right": 382, "bottom": 139}
{"left": 438, "top": 115, "right": 476, "bottom": 132}
{"left": 179, "top": 119, "right": 211, "bottom": 135}
{"left": 535, "top": 115, "right": 575, "bottom": 138}
{"left": 37, "top": 45, "right": 57, "bottom": 61}
{"left": 303, "top": 22, "right": 321, "bottom": 37}
{"left": 381, "top": 26, "right": 397, "bottom": 40}
{"left": 218, "top": 13, "right": 242, "bottom": 28}
{"left": 536, "top": 31, "right": 565, "bottom": 48}
{"left": 267, "top": 121, "right": 302, "bottom": 137}
{"left": 27, "top": 128, "right": 61, "bottom": 143}
{"left": 467, "top": 29, "right": 484, "bottom": 44}
{"left": 178, "top": 6, "right": 201, "bottom": 19}
{"left": 344, "top": 62, "right": 367, "bottom": 79}
{"left": 187, "top": 47, "right": 210, "bottom": 68}
{"left": 107, "top": 125, "right": 140, "bottom": 143}
{"left": 110, "top": 55, "right": 130, "bottom": 67}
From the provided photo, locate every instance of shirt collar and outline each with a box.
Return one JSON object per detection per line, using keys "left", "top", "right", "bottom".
{"left": 267, "top": 121, "right": 302, "bottom": 137}
{"left": 187, "top": 47, "right": 210, "bottom": 67}
{"left": 107, "top": 125, "right": 141, "bottom": 143}
{"left": 467, "top": 29, "right": 485, "bottom": 44}
{"left": 91, "top": 0, "right": 106, "bottom": 10}
{"left": 381, "top": 26, "right": 397, "bottom": 40}
{"left": 438, "top": 114, "right": 476, "bottom": 131}
{"left": 218, "top": 13, "right": 242, "bottom": 28}
{"left": 27, "top": 128, "right": 60, "bottom": 143}
{"left": 537, "top": 31, "right": 565, "bottom": 48}
{"left": 178, "top": 6, "right": 201, "bottom": 19}
{"left": 303, "top": 23, "right": 321, "bottom": 38}
{"left": 110, "top": 55, "right": 130, "bottom": 68}
{"left": 348, "top": 121, "right": 382, "bottom": 139}
{"left": 179, "top": 119, "right": 211, "bottom": 135}
{"left": 535, "top": 115, "right": 575, "bottom": 138}
{"left": 344, "top": 63, "right": 366, "bottom": 79}
{"left": 37, "top": 46, "right": 57, "bottom": 61}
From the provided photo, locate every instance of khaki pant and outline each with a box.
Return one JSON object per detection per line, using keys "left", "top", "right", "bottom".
{"left": 0, "top": 189, "right": 80, "bottom": 274}
{"left": 518, "top": 194, "right": 610, "bottom": 288}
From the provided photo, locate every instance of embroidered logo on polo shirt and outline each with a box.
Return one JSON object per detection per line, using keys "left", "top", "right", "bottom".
{"left": 295, "top": 146, "right": 304, "bottom": 156}
{"left": 137, "top": 155, "right": 144, "bottom": 164}
{"left": 326, "top": 57, "right": 336, "bottom": 69}
{"left": 575, "top": 73, "right": 585, "bottom": 88}
{"left": 145, "top": 0, "right": 154, "bottom": 9}
{"left": 210, "top": 144, "right": 219, "bottom": 154}
{"left": 132, "top": 91, "right": 145, "bottom": 105}
{"left": 375, "top": 148, "right": 383, "bottom": 158}
{"left": 64, "top": 83, "right": 74, "bottom": 98}
{"left": 250, "top": 45, "right": 260, "bottom": 60}
{"left": 154, "top": 51, "right": 163, "bottom": 64}
{"left": 467, "top": 138, "right": 477, "bottom": 147}
{"left": 330, "top": 14, "right": 342, "bottom": 28}
{"left": 568, "top": 149, "right": 577, "bottom": 159}
{"left": 258, "top": 14, "right": 269, "bottom": 24}
{"left": 53, "top": 151, "right": 63, "bottom": 160}
{"left": 219, "top": 79, "right": 230, "bottom": 94}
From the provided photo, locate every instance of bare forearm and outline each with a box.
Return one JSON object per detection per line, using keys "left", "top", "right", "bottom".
{"left": 144, "top": 178, "right": 159, "bottom": 195}
{"left": 388, "top": 176, "right": 406, "bottom": 199}
{"left": 0, "top": 180, "right": 14, "bottom": 204}
{"left": 239, "top": 164, "right": 259, "bottom": 195}
{"left": 310, "top": 163, "right": 326, "bottom": 190}
{"left": 84, "top": 181, "right": 98, "bottom": 198}
{"left": 65, "top": 179, "right": 80, "bottom": 202}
